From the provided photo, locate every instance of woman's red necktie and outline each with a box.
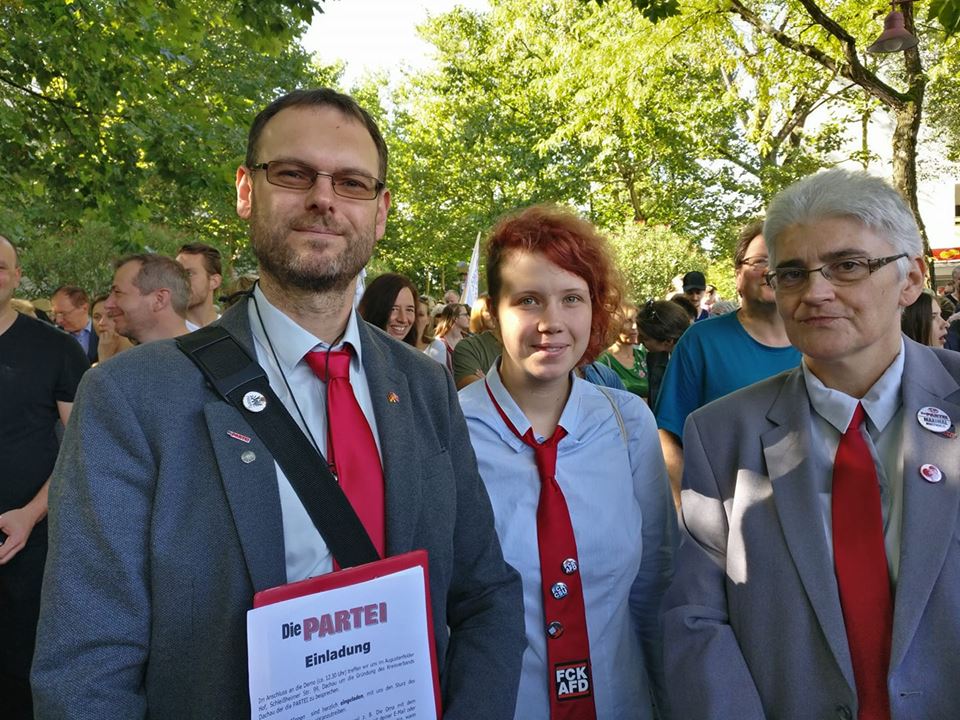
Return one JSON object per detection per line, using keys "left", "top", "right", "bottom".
{"left": 486, "top": 382, "right": 596, "bottom": 719}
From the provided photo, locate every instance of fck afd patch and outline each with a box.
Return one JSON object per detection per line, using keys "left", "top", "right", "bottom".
{"left": 554, "top": 660, "right": 593, "bottom": 702}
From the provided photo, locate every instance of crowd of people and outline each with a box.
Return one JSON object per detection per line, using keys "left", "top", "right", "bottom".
{"left": 2, "top": 87, "right": 960, "bottom": 720}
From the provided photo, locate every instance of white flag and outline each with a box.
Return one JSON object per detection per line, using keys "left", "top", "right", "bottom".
{"left": 353, "top": 267, "right": 367, "bottom": 309}
{"left": 460, "top": 233, "right": 481, "bottom": 307}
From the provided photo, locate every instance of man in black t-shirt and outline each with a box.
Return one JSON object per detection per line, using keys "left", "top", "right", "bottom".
{"left": 0, "top": 235, "right": 88, "bottom": 719}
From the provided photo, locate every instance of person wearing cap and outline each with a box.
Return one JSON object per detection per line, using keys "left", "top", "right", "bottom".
{"left": 655, "top": 221, "right": 800, "bottom": 507}
{"left": 682, "top": 271, "right": 710, "bottom": 321}
{"left": 663, "top": 169, "right": 960, "bottom": 719}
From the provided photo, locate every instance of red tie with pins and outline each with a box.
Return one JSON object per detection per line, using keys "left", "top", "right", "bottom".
{"left": 832, "top": 403, "right": 892, "bottom": 720}
{"left": 305, "top": 347, "right": 385, "bottom": 559}
{"left": 486, "top": 382, "right": 596, "bottom": 720}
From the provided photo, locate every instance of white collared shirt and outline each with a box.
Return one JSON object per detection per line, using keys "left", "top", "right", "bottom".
{"left": 459, "top": 363, "right": 676, "bottom": 719}
{"left": 247, "top": 284, "right": 382, "bottom": 581}
{"left": 802, "top": 340, "right": 905, "bottom": 583}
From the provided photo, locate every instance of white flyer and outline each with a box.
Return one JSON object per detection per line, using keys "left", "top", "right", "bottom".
{"left": 247, "top": 551, "right": 439, "bottom": 720}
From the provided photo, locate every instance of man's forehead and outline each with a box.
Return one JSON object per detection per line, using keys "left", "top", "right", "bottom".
{"left": 176, "top": 252, "right": 204, "bottom": 268}
{"left": 115, "top": 261, "right": 142, "bottom": 282}
{"left": 52, "top": 291, "right": 80, "bottom": 308}
{"left": 257, "top": 106, "right": 378, "bottom": 166}
{"left": 745, "top": 234, "right": 767, "bottom": 254}
{"left": 0, "top": 236, "right": 15, "bottom": 263}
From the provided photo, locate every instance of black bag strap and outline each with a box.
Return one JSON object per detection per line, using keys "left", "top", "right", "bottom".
{"left": 177, "top": 325, "right": 380, "bottom": 569}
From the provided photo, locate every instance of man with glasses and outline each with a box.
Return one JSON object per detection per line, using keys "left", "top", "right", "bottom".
{"left": 656, "top": 220, "right": 800, "bottom": 507}
{"left": 33, "top": 88, "right": 523, "bottom": 720}
{"left": 50, "top": 285, "right": 98, "bottom": 364}
{"left": 663, "top": 169, "right": 960, "bottom": 719}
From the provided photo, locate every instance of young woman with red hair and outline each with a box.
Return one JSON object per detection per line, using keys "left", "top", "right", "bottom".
{"left": 458, "top": 204, "right": 676, "bottom": 720}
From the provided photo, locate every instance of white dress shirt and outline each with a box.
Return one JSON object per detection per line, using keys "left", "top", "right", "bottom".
{"left": 458, "top": 364, "right": 676, "bottom": 720}
{"left": 247, "top": 284, "right": 382, "bottom": 581}
{"left": 803, "top": 339, "right": 905, "bottom": 583}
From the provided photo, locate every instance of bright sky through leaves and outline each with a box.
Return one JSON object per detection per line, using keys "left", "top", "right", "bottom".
{"left": 303, "top": 0, "right": 490, "bottom": 84}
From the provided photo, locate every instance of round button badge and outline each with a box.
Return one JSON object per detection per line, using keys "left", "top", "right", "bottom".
{"left": 242, "top": 391, "right": 268, "bottom": 413}
{"left": 920, "top": 464, "right": 942, "bottom": 483}
{"left": 917, "top": 406, "right": 952, "bottom": 434}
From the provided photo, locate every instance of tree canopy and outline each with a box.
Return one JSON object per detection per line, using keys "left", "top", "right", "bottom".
{"left": 4, "top": 0, "right": 957, "bottom": 301}
{"left": 1, "top": 0, "right": 334, "bottom": 295}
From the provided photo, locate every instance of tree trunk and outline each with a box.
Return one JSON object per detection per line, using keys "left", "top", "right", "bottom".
{"left": 891, "top": 98, "right": 928, "bottom": 254}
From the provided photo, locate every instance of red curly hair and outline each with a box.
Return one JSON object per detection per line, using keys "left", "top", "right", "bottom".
{"left": 486, "top": 204, "right": 623, "bottom": 365}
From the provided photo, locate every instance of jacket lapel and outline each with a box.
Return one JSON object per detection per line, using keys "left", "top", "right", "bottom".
{"left": 763, "top": 369, "right": 856, "bottom": 691}
{"left": 204, "top": 401, "right": 288, "bottom": 591}
{"left": 202, "top": 298, "right": 287, "bottom": 591}
{"left": 358, "top": 322, "right": 422, "bottom": 555}
{"left": 890, "top": 341, "right": 960, "bottom": 670}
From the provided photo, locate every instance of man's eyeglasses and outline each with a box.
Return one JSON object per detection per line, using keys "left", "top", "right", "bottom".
{"left": 738, "top": 256, "right": 769, "bottom": 270}
{"left": 51, "top": 307, "right": 82, "bottom": 319}
{"left": 250, "top": 160, "right": 384, "bottom": 200}
{"left": 763, "top": 254, "right": 907, "bottom": 292}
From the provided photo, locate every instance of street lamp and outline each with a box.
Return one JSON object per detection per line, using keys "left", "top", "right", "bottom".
{"left": 867, "top": 0, "right": 919, "bottom": 54}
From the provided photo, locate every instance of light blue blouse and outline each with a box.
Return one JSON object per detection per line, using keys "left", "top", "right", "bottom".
{"left": 459, "top": 365, "right": 677, "bottom": 720}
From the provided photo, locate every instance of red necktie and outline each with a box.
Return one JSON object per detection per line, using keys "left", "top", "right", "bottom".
{"left": 832, "top": 403, "right": 892, "bottom": 720}
{"left": 304, "top": 348, "right": 385, "bottom": 559}
{"left": 486, "top": 382, "right": 596, "bottom": 720}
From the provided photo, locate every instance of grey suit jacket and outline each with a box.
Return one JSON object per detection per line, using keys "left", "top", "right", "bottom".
{"left": 32, "top": 298, "right": 525, "bottom": 719}
{"left": 662, "top": 337, "right": 960, "bottom": 720}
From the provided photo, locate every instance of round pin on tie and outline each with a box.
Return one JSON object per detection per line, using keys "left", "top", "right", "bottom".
{"left": 917, "top": 406, "right": 952, "bottom": 434}
{"left": 920, "top": 464, "right": 942, "bottom": 483}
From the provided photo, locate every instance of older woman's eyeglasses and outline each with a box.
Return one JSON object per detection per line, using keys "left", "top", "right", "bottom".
{"left": 763, "top": 254, "right": 907, "bottom": 292}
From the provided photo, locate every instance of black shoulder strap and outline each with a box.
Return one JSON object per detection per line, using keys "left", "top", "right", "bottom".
{"left": 176, "top": 325, "right": 380, "bottom": 569}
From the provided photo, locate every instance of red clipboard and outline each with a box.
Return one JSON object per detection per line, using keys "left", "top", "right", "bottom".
{"left": 253, "top": 549, "right": 441, "bottom": 718}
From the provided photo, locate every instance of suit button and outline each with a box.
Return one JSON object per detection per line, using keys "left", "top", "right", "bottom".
{"left": 834, "top": 705, "right": 852, "bottom": 720}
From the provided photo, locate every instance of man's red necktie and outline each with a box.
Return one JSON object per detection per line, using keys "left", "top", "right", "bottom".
{"left": 832, "top": 402, "right": 892, "bottom": 720}
{"left": 305, "top": 348, "right": 385, "bottom": 559}
{"left": 486, "top": 382, "right": 596, "bottom": 720}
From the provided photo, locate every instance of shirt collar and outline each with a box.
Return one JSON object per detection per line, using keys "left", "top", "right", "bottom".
{"left": 73, "top": 319, "right": 92, "bottom": 338}
{"left": 483, "top": 359, "right": 585, "bottom": 444}
{"left": 249, "top": 283, "right": 363, "bottom": 374}
{"left": 802, "top": 338, "right": 904, "bottom": 433}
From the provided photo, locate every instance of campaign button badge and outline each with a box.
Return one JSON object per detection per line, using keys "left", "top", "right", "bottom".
{"left": 917, "top": 406, "right": 952, "bottom": 434}
{"left": 242, "top": 391, "right": 267, "bottom": 413}
{"left": 241, "top": 450, "right": 257, "bottom": 465}
{"left": 920, "top": 464, "right": 942, "bottom": 483}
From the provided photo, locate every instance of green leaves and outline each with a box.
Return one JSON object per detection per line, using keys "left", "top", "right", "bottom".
{"left": 930, "top": 0, "right": 960, "bottom": 36}
{"left": 593, "top": 0, "right": 681, "bottom": 23}
{"left": 2, "top": 0, "right": 335, "bottom": 292}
